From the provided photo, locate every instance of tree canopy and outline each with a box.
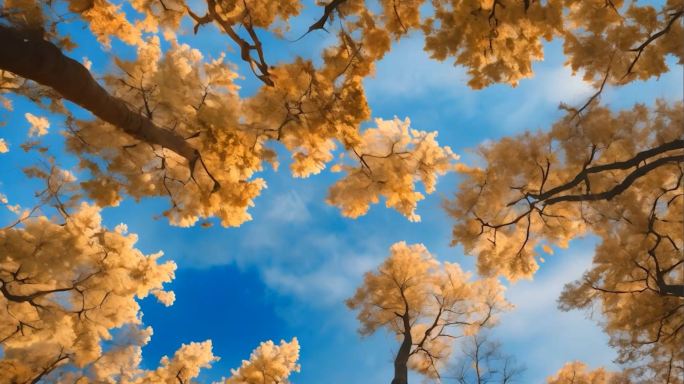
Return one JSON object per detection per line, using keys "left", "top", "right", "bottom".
{"left": 0, "top": 0, "right": 682, "bottom": 383}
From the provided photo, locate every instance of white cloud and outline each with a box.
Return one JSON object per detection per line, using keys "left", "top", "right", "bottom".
{"left": 603, "top": 58, "right": 684, "bottom": 107}
{"left": 364, "top": 34, "right": 468, "bottom": 99}
{"left": 265, "top": 190, "right": 311, "bottom": 223}
{"left": 362, "top": 36, "right": 598, "bottom": 136}
{"left": 364, "top": 34, "right": 594, "bottom": 105}
{"left": 485, "top": 65, "right": 594, "bottom": 133}
{"left": 240, "top": 189, "right": 313, "bottom": 251}
{"left": 259, "top": 234, "right": 384, "bottom": 307}
{"left": 263, "top": 265, "right": 351, "bottom": 305}
{"left": 540, "top": 66, "right": 595, "bottom": 105}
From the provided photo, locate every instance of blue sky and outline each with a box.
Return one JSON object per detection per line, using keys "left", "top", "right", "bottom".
{"left": 0, "top": 2, "right": 682, "bottom": 383}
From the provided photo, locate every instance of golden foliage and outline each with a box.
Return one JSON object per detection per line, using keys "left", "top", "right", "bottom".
{"left": 0, "top": 0, "right": 682, "bottom": 381}
{"left": 448, "top": 101, "right": 684, "bottom": 380}
{"left": 0, "top": 203, "right": 176, "bottom": 382}
{"left": 2, "top": 0, "right": 680, "bottom": 228}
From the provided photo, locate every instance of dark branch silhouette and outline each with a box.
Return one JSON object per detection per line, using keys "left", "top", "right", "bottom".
{"left": 296, "top": 0, "right": 348, "bottom": 40}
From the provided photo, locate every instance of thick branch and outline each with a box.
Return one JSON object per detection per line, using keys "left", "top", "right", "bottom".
{"left": 0, "top": 280, "right": 73, "bottom": 304}
{"left": 0, "top": 25, "right": 199, "bottom": 163}
{"left": 544, "top": 154, "right": 684, "bottom": 204}
{"left": 520, "top": 139, "right": 684, "bottom": 204}
{"left": 204, "top": 0, "right": 274, "bottom": 86}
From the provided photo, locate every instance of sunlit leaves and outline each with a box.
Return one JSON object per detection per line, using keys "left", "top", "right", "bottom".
{"left": 424, "top": 0, "right": 562, "bottom": 88}
{"left": 0, "top": 203, "right": 176, "bottom": 382}
{"left": 448, "top": 101, "right": 683, "bottom": 281}
{"left": 328, "top": 118, "right": 457, "bottom": 221}
{"left": 448, "top": 101, "right": 684, "bottom": 380}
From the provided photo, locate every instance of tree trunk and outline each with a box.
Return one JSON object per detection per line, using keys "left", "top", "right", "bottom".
{"left": 392, "top": 314, "right": 412, "bottom": 384}
{"left": 0, "top": 25, "right": 198, "bottom": 163}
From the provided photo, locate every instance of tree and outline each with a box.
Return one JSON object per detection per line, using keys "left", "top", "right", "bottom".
{"left": 0, "top": 0, "right": 460, "bottom": 228}
{"left": 0, "top": 0, "right": 682, "bottom": 382}
{"left": 447, "top": 101, "right": 683, "bottom": 380}
{"left": 450, "top": 333, "right": 524, "bottom": 384}
{"left": 546, "top": 361, "right": 632, "bottom": 384}
{"left": 346, "top": 242, "right": 510, "bottom": 384}
{"left": 439, "top": 5, "right": 684, "bottom": 380}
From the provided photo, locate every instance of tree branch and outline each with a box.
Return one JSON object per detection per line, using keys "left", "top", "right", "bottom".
{"left": 0, "top": 25, "right": 199, "bottom": 164}
{"left": 514, "top": 139, "right": 684, "bottom": 205}
{"left": 296, "top": 0, "right": 348, "bottom": 40}
{"left": 544, "top": 154, "right": 684, "bottom": 204}
{"left": 624, "top": 9, "right": 684, "bottom": 79}
{"left": 204, "top": 0, "right": 274, "bottom": 86}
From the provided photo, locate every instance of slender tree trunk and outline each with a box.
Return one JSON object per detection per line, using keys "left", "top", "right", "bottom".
{"left": 0, "top": 25, "right": 198, "bottom": 163}
{"left": 474, "top": 336, "right": 482, "bottom": 384}
{"left": 392, "top": 314, "right": 412, "bottom": 384}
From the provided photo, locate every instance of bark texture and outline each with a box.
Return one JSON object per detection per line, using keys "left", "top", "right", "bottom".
{"left": 391, "top": 314, "right": 412, "bottom": 384}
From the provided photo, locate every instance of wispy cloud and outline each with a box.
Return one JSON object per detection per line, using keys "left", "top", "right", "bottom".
{"left": 264, "top": 190, "right": 311, "bottom": 223}
{"left": 364, "top": 34, "right": 468, "bottom": 99}
{"left": 489, "top": 65, "right": 594, "bottom": 133}
{"left": 262, "top": 247, "right": 380, "bottom": 307}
